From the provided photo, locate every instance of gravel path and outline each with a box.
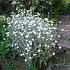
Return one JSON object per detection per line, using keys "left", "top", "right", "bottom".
{"left": 52, "top": 15, "right": 70, "bottom": 70}
{"left": 57, "top": 15, "right": 70, "bottom": 48}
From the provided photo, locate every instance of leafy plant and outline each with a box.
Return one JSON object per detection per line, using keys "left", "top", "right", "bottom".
{"left": 7, "top": 9, "right": 60, "bottom": 70}
{"left": 0, "top": 15, "right": 11, "bottom": 59}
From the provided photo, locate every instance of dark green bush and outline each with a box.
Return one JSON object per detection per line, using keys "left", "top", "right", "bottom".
{"left": 0, "top": 16, "right": 11, "bottom": 59}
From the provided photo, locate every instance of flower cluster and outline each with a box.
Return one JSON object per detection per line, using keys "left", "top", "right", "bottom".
{"left": 7, "top": 9, "right": 59, "bottom": 63}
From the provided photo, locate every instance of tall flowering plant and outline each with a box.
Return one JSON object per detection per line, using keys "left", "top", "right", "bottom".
{"left": 7, "top": 9, "right": 60, "bottom": 69}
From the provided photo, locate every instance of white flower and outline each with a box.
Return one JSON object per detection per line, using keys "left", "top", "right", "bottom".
{"left": 6, "top": 32, "right": 10, "bottom": 37}
{"left": 12, "top": 1, "right": 17, "bottom": 4}
{"left": 45, "top": 32, "right": 49, "bottom": 34}
{"left": 42, "top": 36, "right": 44, "bottom": 39}
{"left": 52, "top": 43, "right": 55, "bottom": 46}
{"left": 20, "top": 33, "right": 23, "bottom": 36}
{"left": 27, "top": 44, "right": 29, "bottom": 47}
{"left": 26, "top": 53, "right": 28, "bottom": 55}
{"left": 44, "top": 18, "right": 49, "bottom": 21}
{"left": 14, "top": 43, "right": 17, "bottom": 46}
{"left": 59, "top": 21, "right": 62, "bottom": 23}
{"left": 52, "top": 27, "right": 57, "bottom": 30}
{"left": 14, "top": 21, "right": 18, "bottom": 24}
{"left": 20, "top": 53, "right": 24, "bottom": 56}
{"left": 16, "top": 46, "right": 19, "bottom": 48}
{"left": 61, "top": 29, "right": 64, "bottom": 31}
{"left": 13, "top": 31, "right": 17, "bottom": 35}
{"left": 37, "top": 13, "right": 40, "bottom": 15}
{"left": 26, "top": 39, "right": 28, "bottom": 42}
{"left": 15, "top": 14, "right": 20, "bottom": 18}
{"left": 25, "top": 48, "right": 28, "bottom": 50}
{"left": 38, "top": 49, "right": 40, "bottom": 52}
{"left": 59, "top": 46, "right": 62, "bottom": 49}
{"left": 53, "top": 53, "right": 55, "bottom": 55}
{"left": 39, "top": 44, "right": 41, "bottom": 47}
{"left": 50, "top": 35, "right": 54, "bottom": 38}
{"left": 47, "top": 45, "right": 50, "bottom": 48}
{"left": 50, "top": 20, "right": 54, "bottom": 24}
{"left": 5, "top": 29, "right": 7, "bottom": 30}
{"left": 33, "top": 30, "right": 36, "bottom": 34}
{"left": 45, "top": 44, "right": 47, "bottom": 47}
{"left": 8, "top": 24, "right": 11, "bottom": 28}
{"left": 27, "top": 49, "right": 30, "bottom": 52}
{"left": 31, "top": 38, "right": 34, "bottom": 41}
{"left": 33, "top": 54, "right": 37, "bottom": 56}
{"left": 55, "top": 40, "right": 58, "bottom": 43}
{"left": 29, "top": 47, "right": 31, "bottom": 50}
{"left": 50, "top": 38, "right": 53, "bottom": 40}
{"left": 3, "top": 38, "right": 5, "bottom": 40}
{"left": 29, "top": 57, "right": 31, "bottom": 59}
{"left": 44, "top": 28, "right": 47, "bottom": 30}
{"left": 1, "top": 42, "right": 3, "bottom": 44}
{"left": 25, "top": 59, "right": 27, "bottom": 62}
{"left": 58, "top": 35, "right": 61, "bottom": 38}
{"left": 33, "top": 24, "right": 36, "bottom": 26}
{"left": 37, "top": 34, "right": 41, "bottom": 38}
{"left": 18, "top": 24, "right": 21, "bottom": 27}
{"left": 3, "top": 25, "right": 5, "bottom": 27}
{"left": 49, "top": 2, "right": 52, "bottom": 5}
{"left": 29, "top": 41, "right": 32, "bottom": 45}
{"left": 25, "top": 34, "right": 29, "bottom": 38}
{"left": 24, "top": 30, "right": 26, "bottom": 32}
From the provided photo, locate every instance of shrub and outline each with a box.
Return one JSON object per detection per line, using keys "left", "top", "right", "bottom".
{"left": 7, "top": 9, "right": 61, "bottom": 69}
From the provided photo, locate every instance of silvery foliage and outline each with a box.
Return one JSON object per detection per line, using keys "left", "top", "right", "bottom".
{"left": 7, "top": 9, "right": 57, "bottom": 62}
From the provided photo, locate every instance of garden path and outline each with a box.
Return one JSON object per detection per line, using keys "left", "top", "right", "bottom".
{"left": 57, "top": 14, "right": 70, "bottom": 48}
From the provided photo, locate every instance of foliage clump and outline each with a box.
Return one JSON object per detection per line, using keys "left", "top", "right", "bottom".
{"left": 0, "top": 15, "right": 11, "bottom": 59}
